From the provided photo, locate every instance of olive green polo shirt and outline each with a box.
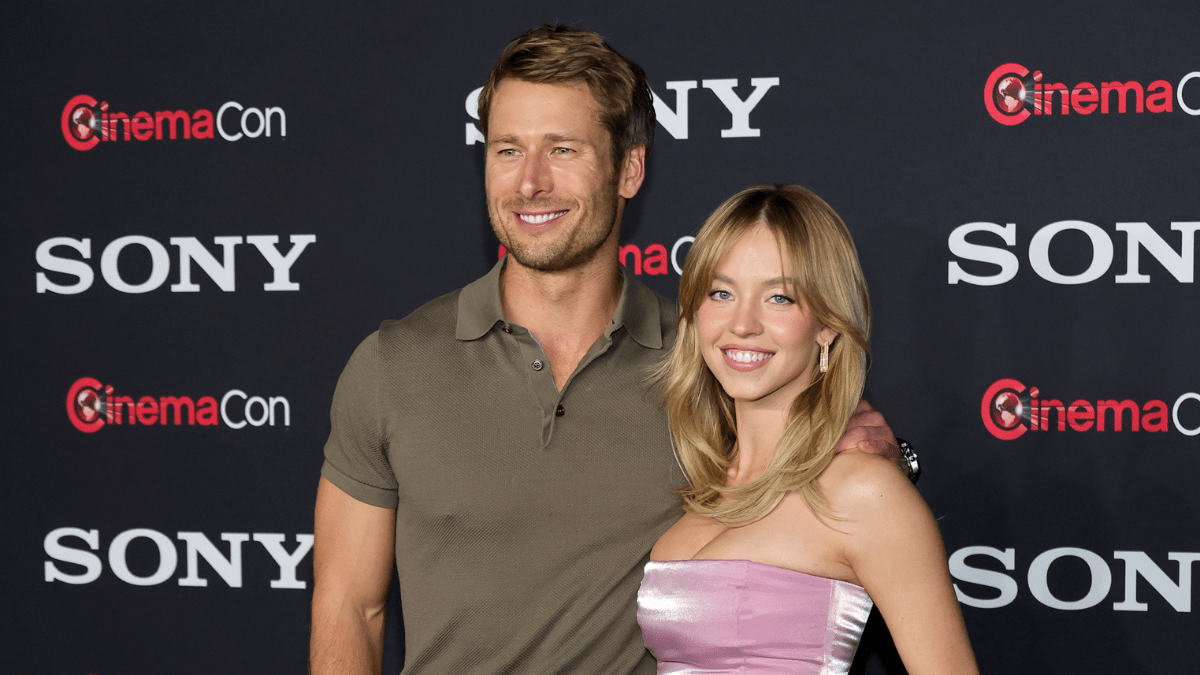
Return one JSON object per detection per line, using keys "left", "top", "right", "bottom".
{"left": 322, "top": 258, "right": 682, "bottom": 674}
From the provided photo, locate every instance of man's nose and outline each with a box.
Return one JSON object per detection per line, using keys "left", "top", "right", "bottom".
{"left": 519, "top": 152, "right": 552, "bottom": 199}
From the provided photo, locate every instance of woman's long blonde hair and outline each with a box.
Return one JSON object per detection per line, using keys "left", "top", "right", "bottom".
{"left": 657, "top": 184, "right": 871, "bottom": 526}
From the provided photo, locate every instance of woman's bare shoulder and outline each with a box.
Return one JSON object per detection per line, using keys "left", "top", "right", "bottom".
{"left": 818, "top": 449, "right": 926, "bottom": 523}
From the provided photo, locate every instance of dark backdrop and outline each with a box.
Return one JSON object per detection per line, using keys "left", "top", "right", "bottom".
{"left": 5, "top": 1, "right": 1198, "bottom": 673}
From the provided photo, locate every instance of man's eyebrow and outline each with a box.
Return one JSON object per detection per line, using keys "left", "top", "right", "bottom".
{"left": 488, "top": 133, "right": 587, "bottom": 147}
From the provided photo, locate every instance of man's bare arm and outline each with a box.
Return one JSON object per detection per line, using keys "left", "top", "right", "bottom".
{"left": 310, "top": 476, "right": 397, "bottom": 675}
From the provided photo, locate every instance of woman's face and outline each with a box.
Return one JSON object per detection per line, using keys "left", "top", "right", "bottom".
{"left": 695, "top": 223, "right": 838, "bottom": 408}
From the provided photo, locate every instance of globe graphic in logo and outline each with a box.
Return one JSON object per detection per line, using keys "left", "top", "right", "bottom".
{"left": 995, "top": 75, "right": 1026, "bottom": 114}
{"left": 75, "top": 387, "right": 103, "bottom": 423}
{"left": 71, "top": 105, "right": 97, "bottom": 141}
{"left": 991, "top": 390, "right": 1023, "bottom": 429}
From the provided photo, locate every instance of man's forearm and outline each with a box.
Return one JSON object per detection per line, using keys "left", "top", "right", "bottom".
{"left": 309, "top": 596, "right": 387, "bottom": 675}
{"left": 310, "top": 478, "right": 396, "bottom": 674}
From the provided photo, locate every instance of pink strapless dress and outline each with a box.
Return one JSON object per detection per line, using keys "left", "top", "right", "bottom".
{"left": 637, "top": 559, "right": 873, "bottom": 674}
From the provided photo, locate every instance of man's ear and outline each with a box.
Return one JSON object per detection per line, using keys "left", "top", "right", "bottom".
{"left": 617, "top": 143, "right": 646, "bottom": 199}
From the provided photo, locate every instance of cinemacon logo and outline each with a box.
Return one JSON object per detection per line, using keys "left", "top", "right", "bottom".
{"left": 947, "top": 220, "right": 1199, "bottom": 285}
{"left": 951, "top": 546, "right": 1200, "bottom": 612}
{"left": 62, "top": 94, "right": 286, "bottom": 151}
{"left": 44, "top": 527, "right": 312, "bottom": 589}
{"left": 465, "top": 77, "right": 781, "bottom": 143}
{"left": 68, "top": 377, "right": 290, "bottom": 433}
{"left": 500, "top": 237, "right": 694, "bottom": 276}
{"left": 984, "top": 63, "right": 1200, "bottom": 125}
{"left": 981, "top": 378, "right": 1200, "bottom": 440}
{"left": 36, "top": 234, "right": 315, "bottom": 294}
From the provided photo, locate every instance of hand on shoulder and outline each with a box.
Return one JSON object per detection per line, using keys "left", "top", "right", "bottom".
{"left": 835, "top": 400, "right": 900, "bottom": 461}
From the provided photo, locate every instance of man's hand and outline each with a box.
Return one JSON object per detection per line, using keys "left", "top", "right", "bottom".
{"left": 836, "top": 400, "right": 901, "bottom": 464}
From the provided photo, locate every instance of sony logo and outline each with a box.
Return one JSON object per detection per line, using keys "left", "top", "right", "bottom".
{"left": 465, "top": 78, "right": 781, "bottom": 144}
{"left": 44, "top": 527, "right": 313, "bottom": 589}
{"left": 951, "top": 546, "right": 1200, "bottom": 612}
{"left": 948, "top": 221, "right": 1199, "bottom": 285}
{"left": 36, "top": 235, "right": 315, "bottom": 295}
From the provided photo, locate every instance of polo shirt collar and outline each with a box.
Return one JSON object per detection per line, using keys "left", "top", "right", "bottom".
{"left": 455, "top": 256, "right": 664, "bottom": 349}
{"left": 455, "top": 257, "right": 506, "bottom": 340}
{"left": 610, "top": 266, "right": 664, "bottom": 349}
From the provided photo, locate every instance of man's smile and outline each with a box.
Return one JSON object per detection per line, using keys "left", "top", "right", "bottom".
{"left": 516, "top": 210, "right": 569, "bottom": 225}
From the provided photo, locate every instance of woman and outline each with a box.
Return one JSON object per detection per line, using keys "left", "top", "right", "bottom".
{"left": 637, "top": 184, "right": 978, "bottom": 674}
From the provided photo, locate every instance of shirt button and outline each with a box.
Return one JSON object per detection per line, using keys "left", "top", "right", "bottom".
{"left": 556, "top": 404, "right": 565, "bottom": 417}
{"left": 502, "top": 324, "right": 513, "bottom": 334}
{"left": 532, "top": 359, "right": 543, "bottom": 371}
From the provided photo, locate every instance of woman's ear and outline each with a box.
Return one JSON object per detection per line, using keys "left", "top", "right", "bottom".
{"left": 817, "top": 326, "right": 839, "bottom": 348}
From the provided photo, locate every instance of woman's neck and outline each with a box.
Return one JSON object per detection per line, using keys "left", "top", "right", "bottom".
{"left": 726, "top": 398, "right": 792, "bottom": 487}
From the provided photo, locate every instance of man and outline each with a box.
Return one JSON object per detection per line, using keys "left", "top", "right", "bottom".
{"left": 311, "top": 25, "right": 904, "bottom": 674}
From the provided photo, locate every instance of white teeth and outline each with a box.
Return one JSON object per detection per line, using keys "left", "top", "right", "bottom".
{"left": 724, "top": 349, "right": 771, "bottom": 363}
{"left": 518, "top": 211, "right": 567, "bottom": 224}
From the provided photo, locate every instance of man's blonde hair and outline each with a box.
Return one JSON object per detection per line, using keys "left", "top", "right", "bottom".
{"left": 476, "top": 24, "right": 655, "bottom": 171}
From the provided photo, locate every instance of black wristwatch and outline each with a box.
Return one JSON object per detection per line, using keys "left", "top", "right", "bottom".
{"left": 896, "top": 438, "right": 920, "bottom": 484}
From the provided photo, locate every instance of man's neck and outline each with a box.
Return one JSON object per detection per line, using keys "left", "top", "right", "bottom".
{"left": 500, "top": 247, "right": 623, "bottom": 390}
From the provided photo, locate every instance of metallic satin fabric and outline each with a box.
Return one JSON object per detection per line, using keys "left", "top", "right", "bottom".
{"left": 637, "top": 559, "right": 873, "bottom": 674}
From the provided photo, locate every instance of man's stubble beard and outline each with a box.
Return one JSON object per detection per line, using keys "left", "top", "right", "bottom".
{"left": 488, "top": 177, "right": 622, "bottom": 273}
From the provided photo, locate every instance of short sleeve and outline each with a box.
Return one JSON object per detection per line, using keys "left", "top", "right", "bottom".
{"left": 321, "top": 331, "right": 399, "bottom": 508}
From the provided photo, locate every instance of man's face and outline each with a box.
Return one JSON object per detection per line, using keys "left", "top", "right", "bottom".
{"left": 485, "top": 79, "right": 637, "bottom": 272}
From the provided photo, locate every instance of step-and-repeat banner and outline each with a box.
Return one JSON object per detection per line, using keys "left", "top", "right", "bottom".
{"left": 6, "top": 1, "right": 1198, "bottom": 673}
